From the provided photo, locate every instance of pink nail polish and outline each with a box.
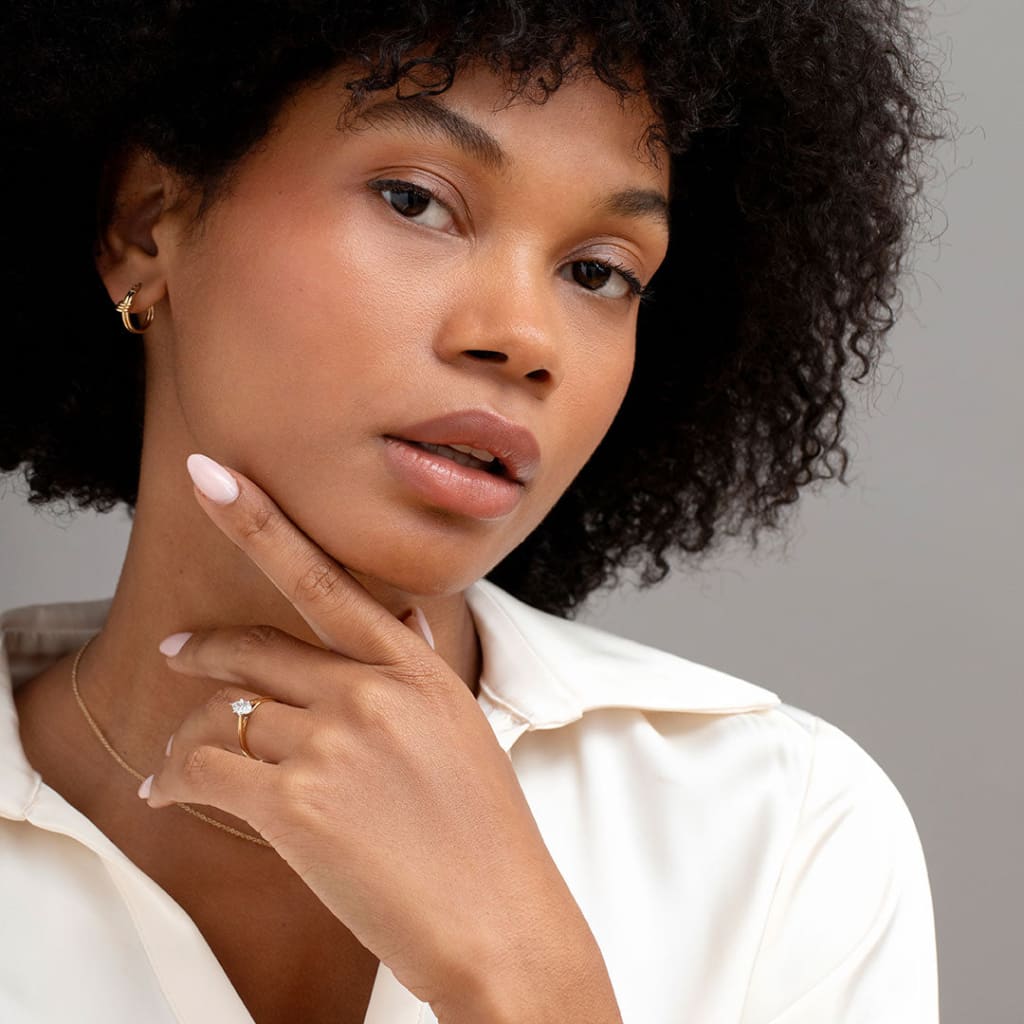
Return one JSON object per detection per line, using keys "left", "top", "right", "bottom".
{"left": 186, "top": 453, "right": 239, "bottom": 504}
{"left": 137, "top": 775, "right": 153, "bottom": 799}
{"left": 413, "top": 606, "right": 435, "bottom": 650}
{"left": 165, "top": 734, "right": 174, "bottom": 757}
{"left": 159, "top": 632, "right": 192, "bottom": 656}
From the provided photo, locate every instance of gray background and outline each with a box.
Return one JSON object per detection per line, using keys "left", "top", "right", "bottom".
{"left": 1, "top": 2, "right": 1018, "bottom": 1020}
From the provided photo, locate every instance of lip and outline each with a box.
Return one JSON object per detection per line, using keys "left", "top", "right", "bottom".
{"left": 384, "top": 409, "right": 541, "bottom": 486}
{"left": 380, "top": 437, "right": 525, "bottom": 520}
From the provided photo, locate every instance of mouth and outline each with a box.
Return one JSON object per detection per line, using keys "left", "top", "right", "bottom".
{"left": 380, "top": 436, "right": 526, "bottom": 520}
{"left": 384, "top": 408, "right": 541, "bottom": 487}
{"left": 384, "top": 438, "right": 512, "bottom": 478}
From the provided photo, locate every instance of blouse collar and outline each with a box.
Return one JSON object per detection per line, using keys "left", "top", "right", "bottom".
{"left": 0, "top": 577, "right": 779, "bottom": 822}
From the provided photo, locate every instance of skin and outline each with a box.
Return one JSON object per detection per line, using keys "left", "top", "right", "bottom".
{"left": 14, "top": 52, "right": 669, "bottom": 1024}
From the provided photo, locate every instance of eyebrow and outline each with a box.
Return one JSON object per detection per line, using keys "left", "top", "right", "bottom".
{"left": 347, "top": 95, "right": 671, "bottom": 234}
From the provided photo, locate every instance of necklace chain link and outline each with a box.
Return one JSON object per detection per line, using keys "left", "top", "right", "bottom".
{"left": 71, "top": 635, "right": 272, "bottom": 848}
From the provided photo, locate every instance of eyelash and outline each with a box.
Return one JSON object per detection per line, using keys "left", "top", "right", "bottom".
{"left": 367, "top": 178, "right": 654, "bottom": 303}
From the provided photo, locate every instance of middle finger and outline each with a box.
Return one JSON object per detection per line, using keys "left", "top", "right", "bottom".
{"left": 162, "top": 624, "right": 341, "bottom": 708}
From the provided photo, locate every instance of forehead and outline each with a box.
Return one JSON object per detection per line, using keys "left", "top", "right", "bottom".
{"left": 335, "top": 59, "right": 670, "bottom": 219}
{"left": 352, "top": 59, "right": 660, "bottom": 141}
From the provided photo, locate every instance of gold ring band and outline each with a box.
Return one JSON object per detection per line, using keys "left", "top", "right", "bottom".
{"left": 232, "top": 696, "right": 278, "bottom": 761}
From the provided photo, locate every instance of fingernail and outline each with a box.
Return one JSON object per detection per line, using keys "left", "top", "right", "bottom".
{"left": 413, "top": 606, "right": 435, "bottom": 650}
{"left": 159, "top": 631, "right": 192, "bottom": 656}
{"left": 137, "top": 775, "right": 153, "bottom": 799}
{"left": 165, "top": 733, "right": 174, "bottom": 757}
{"left": 186, "top": 453, "right": 239, "bottom": 504}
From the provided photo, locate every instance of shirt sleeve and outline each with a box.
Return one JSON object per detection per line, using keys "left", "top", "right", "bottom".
{"left": 739, "top": 713, "right": 940, "bottom": 1023}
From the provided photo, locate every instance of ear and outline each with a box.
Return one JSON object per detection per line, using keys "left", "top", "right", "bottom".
{"left": 94, "top": 145, "right": 192, "bottom": 317}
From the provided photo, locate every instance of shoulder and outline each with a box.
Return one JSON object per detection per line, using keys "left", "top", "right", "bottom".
{"left": 729, "top": 706, "right": 940, "bottom": 1022}
{"left": 475, "top": 579, "right": 924, "bottom": 827}
{"left": 523, "top": 693, "right": 938, "bottom": 1021}
{"left": 610, "top": 698, "right": 930, "bottom": 888}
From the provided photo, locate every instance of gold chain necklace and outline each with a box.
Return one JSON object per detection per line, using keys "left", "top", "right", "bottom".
{"left": 71, "top": 634, "right": 272, "bottom": 848}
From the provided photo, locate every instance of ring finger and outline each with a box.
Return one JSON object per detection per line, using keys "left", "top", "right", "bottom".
{"left": 168, "top": 684, "right": 310, "bottom": 765}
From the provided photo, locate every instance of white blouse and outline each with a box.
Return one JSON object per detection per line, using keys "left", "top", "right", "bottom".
{"left": 0, "top": 577, "right": 939, "bottom": 1023}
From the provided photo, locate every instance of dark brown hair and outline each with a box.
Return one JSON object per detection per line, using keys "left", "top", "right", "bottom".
{"left": 0, "top": 0, "right": 950, "bottom": 616}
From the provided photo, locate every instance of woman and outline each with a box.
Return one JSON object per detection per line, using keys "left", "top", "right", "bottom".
{"left": 0, "top": 2, "right": 947, "bottom": 1022}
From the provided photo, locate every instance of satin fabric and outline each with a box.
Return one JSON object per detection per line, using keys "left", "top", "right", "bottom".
{"left": 0, "top": 577, "right": 939, "bottom": 1022}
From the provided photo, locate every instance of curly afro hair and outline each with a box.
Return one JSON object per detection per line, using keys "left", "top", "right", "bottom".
{"left": 1, "top": 0, "right": 949, "bottom": 617}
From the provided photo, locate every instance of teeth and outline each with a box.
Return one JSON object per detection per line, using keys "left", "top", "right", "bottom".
{"left": 448, "top": 444, "right": 496, "bottom": 463}
{"left": 415, "top": 441, "right": 500, "bottom": 473}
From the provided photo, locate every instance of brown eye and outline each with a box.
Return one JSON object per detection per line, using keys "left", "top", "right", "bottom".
{"left": 567, "top": 259, "right": 643, "bottom": 300}
{"left": 382, "top": 185, "right": 430, "bottom": 217}
{"left": 573, "top": 261, "right": 615, "bottom": 290}
{"left": 368, "top": 178, "right": 454, "bottom": 231}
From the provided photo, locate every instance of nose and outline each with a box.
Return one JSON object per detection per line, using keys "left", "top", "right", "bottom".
{"left": 434, "top": 251, "right": 563, "bottom": 391}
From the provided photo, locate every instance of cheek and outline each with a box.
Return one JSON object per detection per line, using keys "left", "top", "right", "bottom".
{"left": 164, "top": 190, "right": 440, "bottom": 448}
{"left": 538, "top": 345, "right": 634, "bottom": 509}
{"left": 576, "top": 343, "right": 635, "bottom": 444}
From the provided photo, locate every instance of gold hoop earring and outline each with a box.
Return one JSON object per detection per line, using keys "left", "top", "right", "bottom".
{"left": 115, "top": 282, "right": 155, "bottom": 334}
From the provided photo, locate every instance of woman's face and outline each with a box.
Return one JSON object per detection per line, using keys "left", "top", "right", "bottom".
{"left": 148, "top": 58, "right": 670, "bottom": 596}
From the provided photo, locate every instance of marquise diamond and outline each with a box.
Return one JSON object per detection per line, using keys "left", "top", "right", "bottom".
{"left": 231, "top": 698, "right": 255, "bottom": 716}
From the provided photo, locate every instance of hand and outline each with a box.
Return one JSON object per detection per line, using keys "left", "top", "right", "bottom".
{"left": 141, "top": 453, "right": 619, "bottom": 1022}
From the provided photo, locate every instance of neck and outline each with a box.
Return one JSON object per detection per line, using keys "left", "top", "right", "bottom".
{"left": 74, "top": 466, "right": 484, "bottom": 796}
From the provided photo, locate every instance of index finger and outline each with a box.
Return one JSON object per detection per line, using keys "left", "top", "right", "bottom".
{"left": 184, "top": 452, "right": 417, "bottom": 666}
